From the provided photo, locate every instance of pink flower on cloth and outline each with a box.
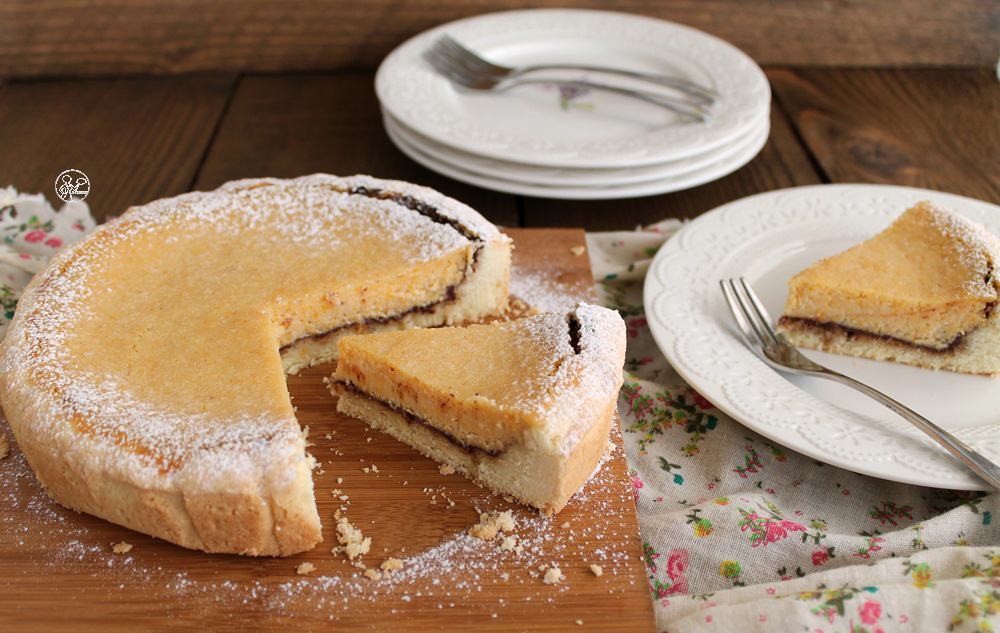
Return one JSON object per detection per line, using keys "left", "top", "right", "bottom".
{"left": 691, "top": 391, "right": 714, "bottom": 410}
{"left": 23, "top": 229, "right": 46, "bottom": 243}
{"left": 858, "top": 599, "right": 882, "bottom": 625}
{"left": 626, "top": 316, "right": 647, "bottom": 338}
{"left": 764, "top": 520, "right": 806, "bottom": 545}
{"left": 630, "top": 472, "right": 643, "bottom": 504}
{"left": 664, "top": 549, "right": 689, "bottom": 595}
{"left": 811, "top": 549, "right": 830, "bottom": 566}
{"left": 738, "top": 509, "right": 806, "bottom": 547}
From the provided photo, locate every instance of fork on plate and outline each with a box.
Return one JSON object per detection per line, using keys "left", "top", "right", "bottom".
{"left": 428, "top": 34, "right": 718, "bottom": 102}
{"left": 720, "top": 277, "right": 1000, "bottom": 492}
{"left": 422, "top": 34, "right": 713, "bottom": 121}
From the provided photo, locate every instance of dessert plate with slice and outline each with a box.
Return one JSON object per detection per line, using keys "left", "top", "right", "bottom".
{"left": 645, "top": 184, "right": 1000, "bottom": 490}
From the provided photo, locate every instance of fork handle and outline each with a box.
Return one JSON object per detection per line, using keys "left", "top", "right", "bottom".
{"left": 820, "top": 369, "right": 1000, "bottom": 492}
{"left": 496, "top": 78, "right": 708, "bottom": 121}
{"left": 515, "top": 65, "right": 718, "bottom": 101}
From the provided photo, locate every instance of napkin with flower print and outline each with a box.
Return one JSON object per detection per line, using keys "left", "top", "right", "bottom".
{"left": 585, "top": 221, "right": 999, "bottom": 633}
{"left": 0, "top": 187, "right": 96, "bottom": 340}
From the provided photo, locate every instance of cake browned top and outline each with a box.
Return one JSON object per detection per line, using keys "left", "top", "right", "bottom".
{"left": 781, "top": 201, "right": 1000, "bottom": 349}
{"left": 334, "top": 303, "right": 626, "bottom": 454}
{"left": 0, "top": 174, "right": 509, "bottom": 490}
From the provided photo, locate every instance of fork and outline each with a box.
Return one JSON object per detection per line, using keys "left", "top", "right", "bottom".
{"left": 423, "top": 37, "right": 711, "bottom": 121}
{"left": 429, "top": 34, "right": 719, "bottom": 104}
{"left": 720, "top": 277, "right": 1000, "bottom": 492}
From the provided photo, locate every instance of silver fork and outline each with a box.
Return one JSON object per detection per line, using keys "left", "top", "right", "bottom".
{"left": 423, "top": 37, "right": 710, "bottom": 121}
{"left": 429, "top": 34, "right": 719, "bottom": 104}
{"left": 720, "top": 277, "right": 1000, "bottom": 492}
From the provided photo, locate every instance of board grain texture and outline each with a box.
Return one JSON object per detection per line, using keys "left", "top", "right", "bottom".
{"left": 2, "top": 0, "right": 997, "bottom": 78}
{"left": 0, "top": 228, "right": 656, "bottom": 633}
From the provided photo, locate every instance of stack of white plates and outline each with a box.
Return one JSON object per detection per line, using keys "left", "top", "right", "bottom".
{"left": 375, "top": 9, "right": 771, "bottom": 200}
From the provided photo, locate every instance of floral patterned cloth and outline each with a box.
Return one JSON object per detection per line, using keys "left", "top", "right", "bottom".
{"left": 0, "top": 187, "right": 96, "bottom": 339}
{"left": 585, "top": 220, "right": 999, "bottom": 633}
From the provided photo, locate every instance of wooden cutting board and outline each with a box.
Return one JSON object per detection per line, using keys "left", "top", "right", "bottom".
{"left": 0, "top": 228, "right": 655, "bottom": 632}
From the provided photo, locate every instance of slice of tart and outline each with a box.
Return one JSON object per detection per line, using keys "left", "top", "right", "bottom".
{"left": 330, "top": 304, "right": 627, "bottom": 515}
{"left": 776, "top": 200, "right": 1000, "bottom": 374}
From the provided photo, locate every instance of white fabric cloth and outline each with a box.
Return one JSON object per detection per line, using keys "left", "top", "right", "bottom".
{"left": 0, "top": 187, "right": 95, "bottom": 340}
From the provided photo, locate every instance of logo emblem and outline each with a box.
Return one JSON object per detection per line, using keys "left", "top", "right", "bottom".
{"left": 55, "top": 169, "right": 90, "bottom": 202}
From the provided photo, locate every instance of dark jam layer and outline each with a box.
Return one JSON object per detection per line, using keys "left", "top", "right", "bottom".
{"left": 279, "top": 244, "right": 482, "bottom": 353}
{"left": 777, "top": 316, "right": 968, "bottom": 354}
{"left": 280, "top": 281, "right": 459, "bottom": 354}
{"left": 347, "top": 185, "right": 480, "bottom": 241}
{"left": 567, "top": 312, "right": 582, "bottom": 354}
{"left": 334, "top": 380, "right": 504, "bottom": 459}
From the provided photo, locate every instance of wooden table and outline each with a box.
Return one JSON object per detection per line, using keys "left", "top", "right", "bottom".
{"left": 0, "top": 3, "right": 998, "bottom": 630}
{"left": 0, "top": 67, "right": 997, "bottom": 230}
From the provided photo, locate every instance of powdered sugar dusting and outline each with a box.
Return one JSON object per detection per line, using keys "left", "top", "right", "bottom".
{"left": 912, "top": 200, "right": 1000, "bottom": 296}
{"left": 510, "top": 263, "right": 580, "bottom": 314}
{"left": 506, "top": 306, "right": 626, "bottom": 447}
{"left": 0, "top": 174, "right": 507, "bottom": 491}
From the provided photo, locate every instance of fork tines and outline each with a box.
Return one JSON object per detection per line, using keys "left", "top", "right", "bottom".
{"left": 720, "top": 278, "right": 783, "bottom": 355}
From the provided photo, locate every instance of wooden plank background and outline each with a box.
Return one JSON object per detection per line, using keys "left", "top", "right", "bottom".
{"left": 1, "top": 68, "right": 998, "bottom": 228}
{"left": 1, "top": 0, "right": 997, "bottom": 79}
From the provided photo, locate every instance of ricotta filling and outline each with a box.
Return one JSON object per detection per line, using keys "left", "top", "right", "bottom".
{"left": 278, "top": 246, "right": 482, "bottom": 356}
{"left": 332, "top": 380, "right": 506, "bottom": 459}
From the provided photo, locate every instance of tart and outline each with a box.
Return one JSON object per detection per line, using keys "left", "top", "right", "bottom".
{"left": 331, "top": 304, "right": 627, "bottom": 515}
{"left": 0, "top": 174, "right": 511, "bottom": 555}
{"left": 777, "top": 201, "right": 1000, "bottom": 374}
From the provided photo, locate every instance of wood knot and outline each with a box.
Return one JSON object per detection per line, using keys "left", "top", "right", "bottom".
{"left": 845, "top": 136, "right": 915, "bottom": 177}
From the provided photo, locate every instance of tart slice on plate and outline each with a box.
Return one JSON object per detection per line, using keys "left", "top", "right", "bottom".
{"left": 777, "top": 201, "right": 1000, "bottom": 375}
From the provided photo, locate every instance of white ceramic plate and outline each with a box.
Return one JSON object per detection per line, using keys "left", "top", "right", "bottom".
{"left": 376, "top": 9, "right": 770, "bottom": 168}
{"left": 385, "top": 111, "right": 769, "bottom": 199}
{"left": 644, "top": 184, "right": 1000, "bottom": 490}
{"left": 383, "top": 109, "right": 770, "bottom": 187}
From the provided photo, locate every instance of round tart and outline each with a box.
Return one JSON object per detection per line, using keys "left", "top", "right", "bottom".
{"left": 0, "top": 174, "right": 511, "bottom": 555}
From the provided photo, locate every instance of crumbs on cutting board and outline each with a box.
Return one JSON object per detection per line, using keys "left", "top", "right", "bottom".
{"left": 0, "top": 420, "right": 637, "bottom": 622}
